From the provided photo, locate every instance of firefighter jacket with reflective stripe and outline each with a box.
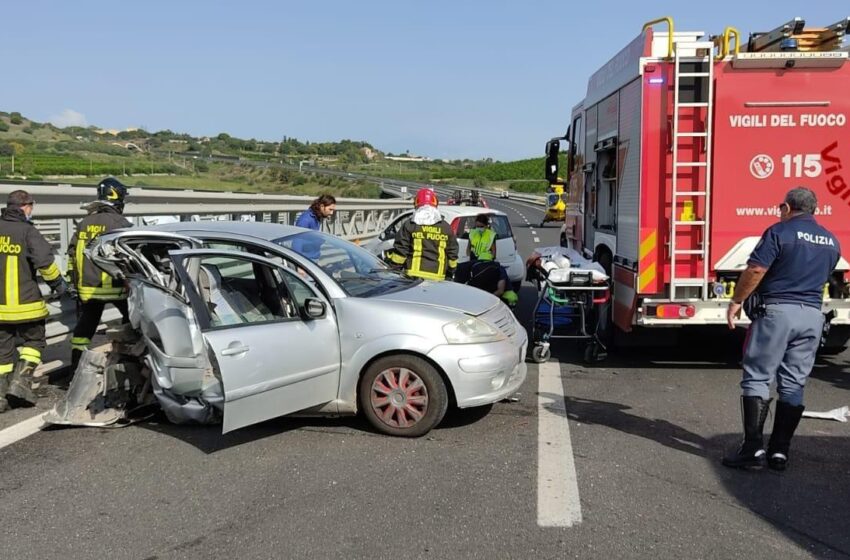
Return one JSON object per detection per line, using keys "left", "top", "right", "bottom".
{"left": 0, "top": 208, "right": 62, "bottom": 323}
{"left": 389, "top": 218, "right": 459, "bottom": 281}
{"left": 469, "top": 227, "right": 496, "bottom": 261}
{"left": 68, "top": 205, "right": 132, "bottom": 302}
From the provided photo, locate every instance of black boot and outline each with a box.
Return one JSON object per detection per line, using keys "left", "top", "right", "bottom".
{"left": 722, "top": 396, "right": 772, "bottom": 469}
{"left": 6, "top": 360, "right": 38, "bottom": 407}
{"left": 0, "top": 373, "right": 9, "bottom": 413}
{"left": 767, "top": 401, "right": 805, "bottom": 471}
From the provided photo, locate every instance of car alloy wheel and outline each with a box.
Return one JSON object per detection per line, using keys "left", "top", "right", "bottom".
{"left": 370, "top": 367, "right": 429, "bottom": 429}
{"left": 359, "top": 355, "right": 449, "bottom": 437}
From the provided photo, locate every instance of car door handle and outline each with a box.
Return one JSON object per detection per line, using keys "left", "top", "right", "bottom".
{"left": 221, "top": 345, "right": 250, "bottom": 356}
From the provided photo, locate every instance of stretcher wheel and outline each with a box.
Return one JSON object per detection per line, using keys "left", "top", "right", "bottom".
{"left": 531, "top": 345, "right": 551, "bottom": 363}
{"left": 583, "top": 341, "right": 606, "bottom": 363}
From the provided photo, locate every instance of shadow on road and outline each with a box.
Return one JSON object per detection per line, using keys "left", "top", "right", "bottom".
{"left": 543, "top": 394, "right": 712, "bottom": 458}
{"left": 711, "top": 435, "right": 850, "bottom": 558}
{"left": 136, "top": 402, "right": 500, "bottom": 454}
{"left": 811, "top": 356, "right": 850, "bottom": 393}
{"left": 542, "top": 392, "right": 850, "bottom": 557}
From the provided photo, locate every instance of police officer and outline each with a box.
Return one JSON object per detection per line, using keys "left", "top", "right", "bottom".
{"left": 0, "top": 190, "right": 69, "bottom": 411}
{"left": 723, "top": 187, "right": 840, "bottom": 471}
{"left": 387, "top": 188, "right": 459, "bottom": 281}
{"left": 67, "top": 178, "right": 133, "bottom": 375}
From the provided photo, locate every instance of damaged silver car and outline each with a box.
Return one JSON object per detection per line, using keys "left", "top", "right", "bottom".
{"left": 47, "top": 223, "right": 527, "bottom": 437}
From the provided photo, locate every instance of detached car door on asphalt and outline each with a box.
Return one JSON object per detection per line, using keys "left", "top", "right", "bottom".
{"left": 169, "top": 249, "right": 342, "bottom": 433}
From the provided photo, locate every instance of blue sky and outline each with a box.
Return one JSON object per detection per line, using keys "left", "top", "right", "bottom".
{"left": 2, "top": 1, "right": 846, "bottom": 160}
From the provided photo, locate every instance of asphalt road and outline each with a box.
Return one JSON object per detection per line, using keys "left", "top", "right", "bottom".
{"left": 0, "top": 198, "right": 848, "bottom": 559}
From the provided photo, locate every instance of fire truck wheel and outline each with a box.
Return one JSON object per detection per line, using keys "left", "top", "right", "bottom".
{"left": 819, "top": 325, "right": 850, "bottom": 355}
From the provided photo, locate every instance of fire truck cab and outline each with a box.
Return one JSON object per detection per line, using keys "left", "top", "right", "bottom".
{"left": 550, "top": 16, "right": 850, "bottom": 349}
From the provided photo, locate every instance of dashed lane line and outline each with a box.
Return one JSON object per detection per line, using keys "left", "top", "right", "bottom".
{"left": 534, "top": 237, "right": 540, "bottom": 243}
{"left": 537, "top": 359, "right": 582, "bottom": 527}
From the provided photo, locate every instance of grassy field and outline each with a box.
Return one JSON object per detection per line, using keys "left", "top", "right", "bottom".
{"left": 348, "top": 155, "right": 564, "bottom": 193}
{"left": 71, "top": 163, "right": 382, "bottom": 198}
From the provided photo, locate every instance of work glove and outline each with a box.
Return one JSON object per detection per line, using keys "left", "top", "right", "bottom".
{"left": 445, "top": 267, "right": 455, "bottom": 281}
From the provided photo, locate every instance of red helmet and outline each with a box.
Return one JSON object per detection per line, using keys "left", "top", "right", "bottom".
{"left": 414, "top": 188, "right": 438, "bottom": 208}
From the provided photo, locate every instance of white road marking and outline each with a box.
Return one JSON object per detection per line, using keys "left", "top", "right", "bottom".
{"left": 0, "top": 413, "right": 47, "bottom": 451}
{"left": 534, "top": 237, "right": 540, "bottom": 243}
{"left": 538, "top": 360, "right": 582, "bottom": 527}
{"left": 531, "top": 230, "right": 537, "bottom": 236}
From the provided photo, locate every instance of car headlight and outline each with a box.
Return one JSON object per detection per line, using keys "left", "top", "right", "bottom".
{"left": 442, "top": 317, "right": 505, "bottom": 344}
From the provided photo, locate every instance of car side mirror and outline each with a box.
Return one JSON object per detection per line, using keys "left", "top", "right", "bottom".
{"left": 303, "top": 298, "right": 326, "bottom": 319}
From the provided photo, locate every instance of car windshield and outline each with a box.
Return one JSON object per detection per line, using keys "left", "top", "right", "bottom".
{"left": 455, "top": 215, "right": 514, "bottom": 240}
{"left": 275, "top": 231, "right": 420, "bottom": 297}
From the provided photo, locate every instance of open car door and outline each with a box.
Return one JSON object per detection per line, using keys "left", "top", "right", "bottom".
{"left": 169, "top": 249, "right": 342, "bottom": 433}
{"left": 88, "top": 231, "right": 225, "bottom": 417}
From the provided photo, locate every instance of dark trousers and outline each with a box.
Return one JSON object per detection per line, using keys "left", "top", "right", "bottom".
{"left": 0, "top": 321, "right": 46, "bottom": 367}
{"left": 72, "top": 300, "right": 129, "bottom": 349}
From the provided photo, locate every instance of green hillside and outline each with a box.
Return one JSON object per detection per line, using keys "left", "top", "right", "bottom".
{"left": 0, "top": 109, "right": 555, "bottom": 196}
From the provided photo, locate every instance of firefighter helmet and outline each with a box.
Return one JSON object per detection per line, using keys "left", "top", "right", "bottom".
{"left": 97, "top": 177, "right": 128, "bottom": 211}
{"left": 414, "top": 188, "right": 438, "bottom": 208}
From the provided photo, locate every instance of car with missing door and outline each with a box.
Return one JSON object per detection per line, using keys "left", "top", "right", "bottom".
{"left": 87, "top": 222, "right": 526, "bottom": 437}
{"left": 362, "top": 206, "right": 525, "bottom": 290}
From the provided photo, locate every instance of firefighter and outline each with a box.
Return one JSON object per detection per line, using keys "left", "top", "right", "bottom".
{"left": 0, "top": 190, "right": 70, "bottom": 412}
{"left": 723, "top": 187, "right": 840, "bottom": 471}
{"left": 387, "top": 188, "right": 458, "bottom": 281}
{"left": 66, "top": 178, "right": 133, "bottom": 376}
{"left": 468, "top": 213, "right": 497, "bottom": 262}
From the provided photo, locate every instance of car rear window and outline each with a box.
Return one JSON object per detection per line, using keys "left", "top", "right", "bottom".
{"left": 456, "top": 215, "right": 513, "bottom": 240}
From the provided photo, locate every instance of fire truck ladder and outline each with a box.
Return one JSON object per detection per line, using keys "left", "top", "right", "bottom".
{"left": 670, "top": 40, "right": 715, "bottom": 301}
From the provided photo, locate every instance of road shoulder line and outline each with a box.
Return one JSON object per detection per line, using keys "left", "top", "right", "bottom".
{"left": 0, "top": 412, "right": 47, "bottom": 450}
{"left": 537, "top": 360, "right": 582, "bottom": 527}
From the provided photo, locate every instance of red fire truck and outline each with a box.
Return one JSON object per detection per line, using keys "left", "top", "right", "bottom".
{"left": 547, "top": 16, "right": 850, "bottom": 349}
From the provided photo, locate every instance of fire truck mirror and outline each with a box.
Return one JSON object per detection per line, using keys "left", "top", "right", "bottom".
{"left": 545, "top": 138, "right": 560, "bottom": 184}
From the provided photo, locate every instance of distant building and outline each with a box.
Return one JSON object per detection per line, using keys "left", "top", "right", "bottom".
{"left": 94, "top": 127, "right": 139, "bottom": 136}
{"left": 385, "top": 155, "right": 430, "bottom": 162}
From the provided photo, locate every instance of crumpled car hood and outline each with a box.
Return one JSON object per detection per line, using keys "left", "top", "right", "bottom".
{"left": 372, "top": 281, "right": 499, "bottom": 316}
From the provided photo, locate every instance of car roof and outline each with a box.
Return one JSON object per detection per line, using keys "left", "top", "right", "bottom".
{"left": 139, "top": 220, "right": 307, "bottom": 241}
{"left": 435, "top": 206, "right": 507, "bottom": 218}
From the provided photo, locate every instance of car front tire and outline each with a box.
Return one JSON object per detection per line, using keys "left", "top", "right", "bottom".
{"left": 359, "top": 355, "right": 449, "bottom": 437}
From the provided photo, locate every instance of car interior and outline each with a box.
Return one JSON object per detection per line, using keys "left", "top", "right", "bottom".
{"left": 195, "top": 258, "right": 298, "bottom": 327}
{"left": 118, "top": 239, "right": 301, "bottom": 328}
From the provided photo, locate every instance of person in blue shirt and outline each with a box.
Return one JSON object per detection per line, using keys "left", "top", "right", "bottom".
{"left": 723, "top": 187, "right": 841, "bottom": 471}
{"left": 295, "top": 194, "right": 336, "bottom": 231}
{"left": 293, "top": 194, "right": 336, "bottom": 261}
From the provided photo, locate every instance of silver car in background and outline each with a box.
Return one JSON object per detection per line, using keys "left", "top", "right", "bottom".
{"left": 88, "top": 222, "right": 527, "bottom": 437}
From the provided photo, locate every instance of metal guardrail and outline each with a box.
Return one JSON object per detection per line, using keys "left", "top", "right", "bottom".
{"left": 0, "top": 182, "right": 410, "bottom": 344}
{"left": 0, "top": 183, "right": 410, "bottom": 264}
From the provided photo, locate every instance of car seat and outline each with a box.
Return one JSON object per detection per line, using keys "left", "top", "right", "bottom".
{"left": 197, "top": 264, "right": 270, "bottom": 325}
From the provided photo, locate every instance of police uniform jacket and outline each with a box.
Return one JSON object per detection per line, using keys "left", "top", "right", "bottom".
{"left": 389, "top": 216, "right": 459, "bottom": 281}
{"left": 68, "top": 204, "right": 132, "bottom": 302}
{"left": 0, "top": 207, "right": 63, "bottom": 323}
